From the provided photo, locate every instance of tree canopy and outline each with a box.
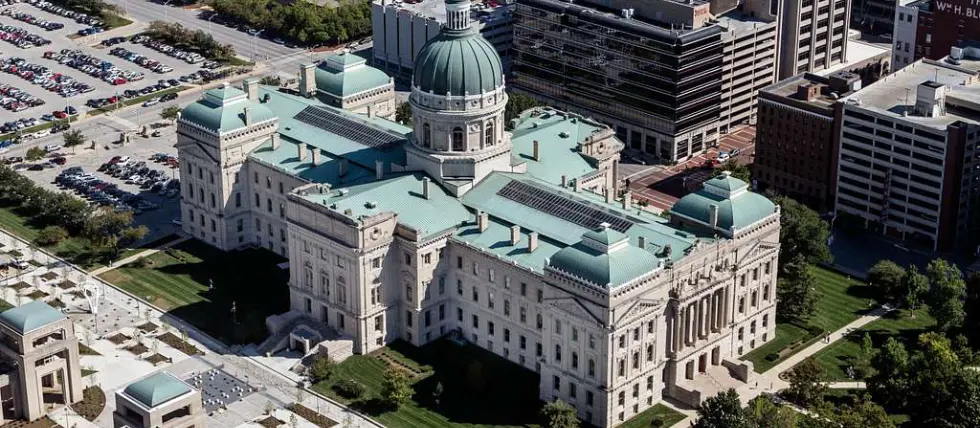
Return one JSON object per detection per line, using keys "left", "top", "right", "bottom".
{"left": 772, "top": 196, "right": 832, "bottom": 269}
{"left": 695, "top": 389, "right": 747, "bottom": 428}
{"left": 504, "top": 93, "right": 544, "bottom": 125}
{"left": 209, "top": 0, "right": 372, "bottom": 47}
{"left": 927, "top": 259, "right": 966, "bottom": 331}
{"left": 540, "top": 399, "right": 579, "bottom": 428}
{"left": 379, "top": 367, "right": 413, "bottom": 409}
{"left": 867, "top": 260, "right": 905, "bottom": 303}
{"left": 777, "top": 255, "right": 819, "bottom": 322}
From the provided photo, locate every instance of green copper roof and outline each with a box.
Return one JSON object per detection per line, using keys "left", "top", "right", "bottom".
{"left": 548, "top": 226, "right": 662, "bottom": 289}
{"left": 671, "top": 174, "right": 777, "bottom": 232}
{"left": 180, "top": 84, "right": 276, "bottom": 134}
{"left": 453, "top": 219, "right": 562, "bottom": 274}
{"left": 413, "top": 29, "right": 503, "bottom": 96}
{"left": 124, "top": 372, "right": 192, "bottom": 409}
{"left": 299, "top": 173, "right": 471, "bottom": 239}
{"left": 510, "top": 110, "right": 607, "bottom": 184}
{"left": 0, "top": 301, "right": 65, "bottom": 334}
{"left": 315, "top": 53, "right": 391, "bottom": 98}
{"left": 248, "top": 138, "right": 375, "bottom": 187}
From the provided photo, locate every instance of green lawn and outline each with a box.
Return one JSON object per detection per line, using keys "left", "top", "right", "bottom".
{"left": 98, "top": 240, "right": 288, "bottom": 344}
{"left": 313, "top": 340, "right": 545, "bottom": 428}
{"left": 742, "top": 266, "right": 874, "bottom": 373}
{"left": 812, "top": 308, "right": 936, "bottom": 381}
{"left": 620, "top": 404, "right": 686, "bottom": 428}
{"left": 0, "top": 204, "right": 179, "bottom": 271}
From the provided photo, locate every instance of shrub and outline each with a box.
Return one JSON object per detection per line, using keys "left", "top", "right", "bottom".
{"left": 334, "top": 379, "right": 365, "bottom": 399}
{"left": 36, "top": 225, "right": 68, "bottom": 246}
{"left": 765, "top": 352, "right": 780, "bottom": 362}
{"left": 308, "top": 355, "right": 335, "bottom": 384}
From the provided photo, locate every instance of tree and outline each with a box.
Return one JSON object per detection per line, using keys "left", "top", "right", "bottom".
{"left": 776, "top": 255, "right": 819, "bottom": 322}
{"left": 867, "top": 260, "right": 905, "bottom": 303}
{"left": 787, "top": 357, "right": 827, "bottom": 408}
{"left": 746, "top": 395, "right": 796, "bottom": 428}
{"left": 395, "top": 101, "right": 412, "bottom": 125}
{"left": 772, "top": 196, "right": 832, "bottom": 269}
{"left": 965, "top": 272, "right": 980, "bottom": 343}
{"left": 695, "top": 389, "right": 746, "bottom": 428}
{"left": 35, "top": 225, "right": 68, "bottom": 246}
{"left": 714, "top": 158, "right": 751, "bottom": 182}
{"left": 505, "top": 92, "right": 543, "bottom": 124}
{"left": 379, "top": 367, "right": 413, "bottom": 409}
{"left": 62, "top": 129, "right": 85, "bottom": 154}
{"left": 905, "top": 332, "right": 980, "bottom": 428}
{"left": 927, "top": 258, "right": 966, "bottom": 331}
{"left": 853, "top": 332, "right": 876, "bottom": 379}
{"left": 432, "top": 381, "right": 443, "bottom": 407}
{"left": 540, "top": 399, "right": 579, "bottom": 428}
{"left": 833, "top": 395, "right": 895, "bottom": 428}
{"left": 867, "top": 337, "right": 910, "bottom": 410}
{"left": 83, "top": 208, "right": 140, "bottom": 256}
{"left": 160, "top": 106, "right": 181, "bottom": 123}
{"left": 307, "top": 355, "right": 334, "bottom": 383}
{"left": 25, "top": 147, "right": 46, "bottom": 162}
{"left": 902, "top": 265, "right": 929, "bottom": 316}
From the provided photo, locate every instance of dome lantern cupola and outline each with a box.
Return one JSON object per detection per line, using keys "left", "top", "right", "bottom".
{"left": 445, "top": 0, "right": 472, "bottom": 32}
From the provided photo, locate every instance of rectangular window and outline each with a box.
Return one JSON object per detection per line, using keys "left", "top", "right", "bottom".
{"left": 520, "top": 283, "right": 527, "bottom": 296}
{"left": 457, "top": 280, "right": 463, "bottom": 295}
{"left": 406, "top": 310, "right": 413, "bottom": 327}
{"left": 405, "top": 253, "right": 412, "bottom": 266}
{"left": 472, "top": 315, "right": 479, "bottom": 329}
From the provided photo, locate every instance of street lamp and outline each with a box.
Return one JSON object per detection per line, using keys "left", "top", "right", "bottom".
{"left": 207, "top": 14, "right": 217, "bottom": 34}
{"left": 163, "top": 0, "right": 173, "bottom": 22}
{"left": 252, "top": 30, "right": 264, "bottom": 62}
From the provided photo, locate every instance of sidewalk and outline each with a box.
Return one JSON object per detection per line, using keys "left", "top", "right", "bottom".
{"left": 90, "top": 235, "right": 189, "bottom": 276}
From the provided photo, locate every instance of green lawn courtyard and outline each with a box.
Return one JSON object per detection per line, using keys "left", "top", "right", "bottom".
{"left": 98, "top": 240, "right": 288, "bottom": 344}
{"left": 742, "top": 266, "right": 874, "bottom": 372}
{"left": 313, "top": 340, "right": 546, "bottom": 428}
{"left": 811, "top": 308, "right": 936, "bottom": 381}
{"left": 619, "top": 404, "right": 686, "bottom": 428}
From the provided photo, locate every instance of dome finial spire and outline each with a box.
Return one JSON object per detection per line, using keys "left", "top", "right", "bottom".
{"left": 444, "top": 0, "right": 472, "bottom": 31}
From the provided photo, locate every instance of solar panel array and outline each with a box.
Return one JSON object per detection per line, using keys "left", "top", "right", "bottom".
{"left": 497, "top": 180, "right": 633, "bottom": 232}
{"left": 293, "top": 106, "right": 403, "bottom": 148}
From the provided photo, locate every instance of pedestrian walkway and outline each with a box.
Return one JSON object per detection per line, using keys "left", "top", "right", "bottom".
{"left": 90, "top": 235, "right": 189, "bottom": 276}
{"left": 827, "top": 381, "right": 866, "bottom": 389}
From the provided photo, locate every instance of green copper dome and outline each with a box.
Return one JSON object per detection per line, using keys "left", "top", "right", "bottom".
{"left": 412, "top": 29, "right": 503, "bottom": 96}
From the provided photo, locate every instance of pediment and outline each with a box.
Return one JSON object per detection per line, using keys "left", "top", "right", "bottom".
{"left": 175, "top": 141, "right": 218, "bottom": 163}
{"left": 550, "top": 297, "right": 602, "bottom": 326}
{"left": 614, "top": 298, "right": 667, "bottom": 326}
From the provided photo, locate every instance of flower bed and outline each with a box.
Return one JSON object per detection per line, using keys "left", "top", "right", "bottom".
{"left": 157, "top": 332, "right": 203, "bottom": 356}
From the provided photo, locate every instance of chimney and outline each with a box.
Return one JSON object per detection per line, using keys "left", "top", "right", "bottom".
{"left": 367, "top": 104, "right": 375, "bottom": 118}
{"left": 605, "top": 188, "right": 614, "bottom": 204}
{"left": 709, "top": 204, "right": 719, "bottom": 229}
{"left": 574, "top": 179, "right": 582, "bottom": 192}
{"left": 338, "top": 158, "right": 348, "bottom": 177}
{"left": 300, "top": 63, "right": 316, "bottom": 98}
{"left": 532, "top": 140, "right": 540, "bottom": 161}
{"left": 638, "top": 235, "right": 646, "bottom": 249}
{"left": 528, "top": 231, "right": 539, "bottom": 252}
{"left": 243, "top": 107, "right": 252, "bottom": 126}
{"left": 561, "top": 175, "right": 567, "bottom": 187}
{"left": 311, "top": 148, "right": 322, "bottom": 166}
{"left": 422, "top": 177, "right": 431, "bottom": 199}
{"left": 796, "top": 83, "right": 819, "bottom": 102}
{"left": 243, "top": 78, "right": 259, "bottom": 101}
{"left": 297, "top": 144, "right": 308, "bottom": 162}
{"left": 376, "top": 160, "right": 384, "bottom": 180}
{"left": 623, "top": 190, "right": 632, "bottom": 210}
{"left": 510, "top": 225, "right": 521, "bottom": 245}
{"left": 478, "top": 211, "right": 489, "bottom": 232}
{"left": 271, "top": 133, "right": 281, "bottom": 150}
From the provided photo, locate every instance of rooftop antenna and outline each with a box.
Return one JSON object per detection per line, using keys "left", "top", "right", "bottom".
{"left": 934, "top": 68, "right": 939, "bottom": 82}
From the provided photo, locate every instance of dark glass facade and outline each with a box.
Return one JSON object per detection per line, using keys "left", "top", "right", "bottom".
{"left": 511, "top": 0, "right": 724, "bottom": 138}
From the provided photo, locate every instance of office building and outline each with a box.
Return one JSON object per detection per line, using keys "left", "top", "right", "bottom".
{"left": 851, "top": 0, "right": 899, "bottom": 37}
{"left": 835, "top": 50, "right": 980, "bottom": 251}
{"left": 814, "top": 37, "right": 891, "bottom": 85}
{"left": 755, "top": 71, "right": 861, "bottom": 211}
{"left": 0, "top": 301, "right": 83, "bottom": 423}
{"left": 113, "top": 372, "right": 205, "bottom": 428}
{"left": 892, "top": 0, "right": 980, "bottom": 70}
{"left": 777, "top": 0, "right": 852, "bottom": 79}
{"left": 371, "top": 0, "right": 513, "bottom": 79}
{"left": 175, "top": 0, "right": 783, "bottom": 425}
{"left": 511, "top": 0, "right": 779, "bottom": 162}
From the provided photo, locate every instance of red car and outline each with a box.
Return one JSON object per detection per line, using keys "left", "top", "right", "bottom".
{"left": 52, "top": 111, "right": 67, "bottom": 119}
{"left": 50, "top": 157, "right": 67, "bottom": 166}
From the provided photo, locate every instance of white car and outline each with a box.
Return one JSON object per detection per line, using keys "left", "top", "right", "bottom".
{"left": 142, "top": 98, "right": 159, "bottom": 107}
{"left": 11, "top": 259, "right": 29, "bottom": 270}
{"left": 717, "top": 152, "right": 730, "bottom": 162}
{"left": 43, "top": 144, "right": 62, "bottom": 152}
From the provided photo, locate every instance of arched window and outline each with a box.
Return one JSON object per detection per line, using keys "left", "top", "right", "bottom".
{"left": 484, "top": 121, "right": 494, "bottom": 147}
{"left": 423, "top": 123, "right": 431, "bottom": 148}
{"left": 452, "top": 127, "right": 464, "bottom": 151}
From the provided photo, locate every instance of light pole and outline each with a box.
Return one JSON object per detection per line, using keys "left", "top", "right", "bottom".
{"left": 163, "top": 0, "right": 173, "bottom": 22}
{"left": 208, "top": 14, "right": 216, "bottom": 34}
{"left": 252, "top": 30, "right": 264, "bottom": 62}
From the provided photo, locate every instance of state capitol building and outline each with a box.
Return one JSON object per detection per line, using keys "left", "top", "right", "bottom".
{"left": 174, "top": 0, "right": 782, "bottom": 424}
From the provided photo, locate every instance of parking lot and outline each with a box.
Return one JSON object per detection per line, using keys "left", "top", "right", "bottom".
{"left": 0, "top": 0, "right": 204, "bottom": 124}
{"left": 14, "top": 125, "right": 183, "bottom": 244}
{"left": 629, "top": 126, "right": 758, "bottom": 211}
